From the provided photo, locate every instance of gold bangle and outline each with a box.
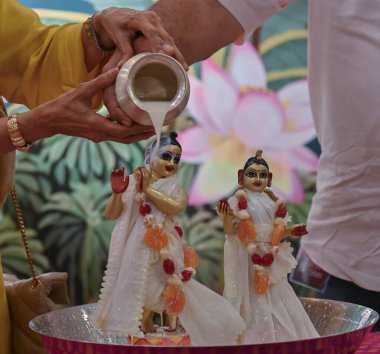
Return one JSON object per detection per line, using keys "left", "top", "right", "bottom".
{"left": 84, "top": 12, "right": 115, "bottom": 57}
{"left": 7, "top": 113, "right": 31, "bottom": 152}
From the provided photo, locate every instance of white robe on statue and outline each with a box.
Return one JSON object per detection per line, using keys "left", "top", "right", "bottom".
{"left": 224, "top": 190, "right": 319, "bottom": 344}
{"left": 91, "top": 175, "right": 245, "bottom": 345}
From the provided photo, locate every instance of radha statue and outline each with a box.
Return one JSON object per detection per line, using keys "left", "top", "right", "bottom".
{"left": 218, "top": 150, "right": 319, "bottom": 344}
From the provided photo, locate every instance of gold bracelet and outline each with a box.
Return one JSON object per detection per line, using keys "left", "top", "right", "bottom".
{"left": 7, "top": 113, "right": 31, "bottom": 152}
{"left": 84, "top": 12, "right": 115, "bottom": 57}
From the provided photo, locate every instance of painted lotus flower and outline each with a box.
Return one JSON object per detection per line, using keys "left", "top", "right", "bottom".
{"left": 178, "top": 42, "right": 318, "bottom": 205}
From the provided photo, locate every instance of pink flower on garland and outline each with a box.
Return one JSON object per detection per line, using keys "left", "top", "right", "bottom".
{"left": 178, "top": 42, "right": 317, "bottom": 205}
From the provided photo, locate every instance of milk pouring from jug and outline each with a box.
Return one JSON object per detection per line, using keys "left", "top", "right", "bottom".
{"left": 115, "top": 52, "right": 190, "bottom": 129}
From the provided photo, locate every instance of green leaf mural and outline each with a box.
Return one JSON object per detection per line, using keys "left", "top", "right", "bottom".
{"left": 39, "top": 136, "right": 138, "bottom": 184}
{"left": 38, "top": 181, "right": 116, "bottom": 302}
{"left": 0, "top": 214, "right": 49, "bottom": 276}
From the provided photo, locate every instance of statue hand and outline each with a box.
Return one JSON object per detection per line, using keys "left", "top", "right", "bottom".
{"left": 110, "top": 167, "right": 129, "bottom": 193}
{"left": 217, "top": 199, "right": 232, "bottom": 215}
{"left": 291, "top": 224, "right": 308, "bottom": 237}
{"left": 134, "top": 166, "right": 150, "bottom": 192}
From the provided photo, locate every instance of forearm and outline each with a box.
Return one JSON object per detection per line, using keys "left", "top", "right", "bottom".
{"left": 0, "top": 106, "right": 54, "bottom": 155}
{"left": 146, "top": 187, "right": 186, "bottom": 215}
{"left": 223, "top": 215, "right": 235, "bottom": 236}
{"left": 105, "top": 193, "right": 123, "bottom": 220}
{"left": 284, "top": 226, "right": 292, "bottom": 237}
{"left": 149, "top": 0, "right": 244, "bottom": 64}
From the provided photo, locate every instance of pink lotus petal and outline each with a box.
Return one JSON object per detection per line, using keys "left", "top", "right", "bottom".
{"left": 229, "top": 42, "right": 267, "bottom": 89}
{"left": 177, "top": 127, "right": 212, "bottom": 164}
{"left": 201, "top": 60, "right": 238, "bottom": 135}
{"left": 188, "top": 142, "right": 248, "bottom": 205}
{"left": 234, "top": 90, "right": 286, "bottom": 148}
{"left": 267, "top": 80, "right": 316, "bottom": 148}
{"left": 269, "top": 128, "right": 316, "bottom": 149}
{"left": 186, "top": 76, "right": 215, "bottom": 130}
{"left": 278, "top": 80, "right": 315, "bottom": 130}
{"left": 264, "top": 147, "right": 317, "bottom": 173}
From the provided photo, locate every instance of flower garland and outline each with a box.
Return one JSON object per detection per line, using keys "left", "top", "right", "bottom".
{"left": 135, "top": 191, "right": 198, "bottom": 320}
{"left": 234, "top": 189, "right": 290, "bottom": 295}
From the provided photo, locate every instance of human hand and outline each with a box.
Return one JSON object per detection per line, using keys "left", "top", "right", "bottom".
{"left": 101, "top": 49, "right": 135, "bottom": 126}
{"left": 21, "top": 68, "right": 154, "bottom": 144}
{"left": 94, "top": 8, "right": 187, "bottom": 68}
{"left": 93, "top": 8, "right": 188, "bottom": 125}
{"left": 291, "top": 224, "right": 308, "bottom": 237}
{"left": 110, "top": 167, "right": 129, "bottom": 194}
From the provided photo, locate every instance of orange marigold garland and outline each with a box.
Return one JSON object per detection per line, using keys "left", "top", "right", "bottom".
{"left": 184, "top": 247, "right": 198, "bottom": 269}
{"left": 235, "top": 189, "right": 256, "bottom": 245}
{"left": 271, "top": 223, "right": 285, "bottom": 248}
{"left": 253, "top": 266, "right": 269, "bottom": 294}
{"left": 163, "top": 282, "right": 186, "bottom": 317}
{"left": 144, "top": 225, "right": 169, "bottom": 250}
{"left": 237, "top": 219, "right": 256, "bottom": 244}
{"left": 136, "top": 190, "right": 196, "bottom": 319}
{"left": 233, "top": 190, "right": 289, "bottom": 296}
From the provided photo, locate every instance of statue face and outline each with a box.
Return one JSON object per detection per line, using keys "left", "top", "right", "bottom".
{"left": 243, "top": 163, "right": 270, "bottom": 192}
{"left": 150, "top": 144, "right": 181, "bottom": 178}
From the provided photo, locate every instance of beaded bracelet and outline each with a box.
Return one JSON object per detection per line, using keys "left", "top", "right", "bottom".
{"left": 7, "top": 113, "right": 31, "bottom": 152}
{"left": 85, "top": 12, "right": 115, "bottom": 57}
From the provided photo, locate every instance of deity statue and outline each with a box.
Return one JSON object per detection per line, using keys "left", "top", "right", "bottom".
{"left": 218, "top": 150, "right": 319, "bottom": 344}
{"left": 91, "top": 132, "right": 245, "bottom": 346}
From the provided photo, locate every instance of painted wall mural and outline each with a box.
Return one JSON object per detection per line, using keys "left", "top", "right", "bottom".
{"left": 1, "top": 0, "right": 318, "bottom": 304}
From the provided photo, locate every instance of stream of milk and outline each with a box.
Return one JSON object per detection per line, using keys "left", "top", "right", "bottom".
{"left": 141, "top": 101, "right": 172, "bottom": 158}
